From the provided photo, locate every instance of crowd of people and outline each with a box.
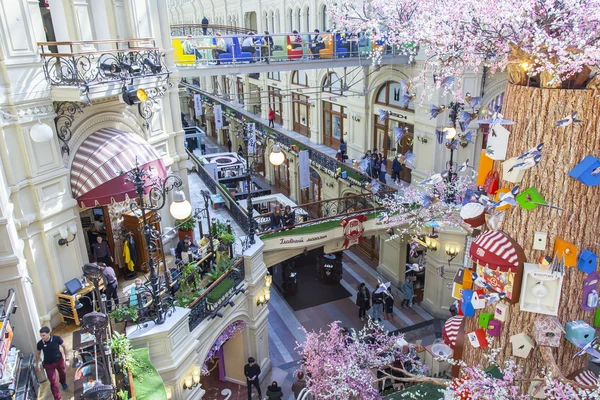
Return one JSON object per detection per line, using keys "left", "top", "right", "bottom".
{"left": 360, "top": 148, "right": 404, "bottom": 185}
{"left": 356, "top": 278, "right": 414, "bottom": 322}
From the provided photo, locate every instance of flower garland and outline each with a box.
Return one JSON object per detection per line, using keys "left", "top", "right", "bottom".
{"left": 201, "top": 320, "right": 248, "bottom": 375}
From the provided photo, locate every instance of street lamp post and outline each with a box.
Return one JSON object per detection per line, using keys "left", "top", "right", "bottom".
{"left": 125, "top": 161, "right": 192, "bottom": 325}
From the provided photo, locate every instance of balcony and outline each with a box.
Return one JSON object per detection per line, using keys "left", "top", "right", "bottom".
{"left": 38, "top": 38, "right": 170, "bottom": 102}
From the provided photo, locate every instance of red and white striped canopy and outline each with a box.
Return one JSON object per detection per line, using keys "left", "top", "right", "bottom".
{"left": 70, "top": 128, "right": 166, "bottom": 207}
{"left": 469, "top": 230, "right": 521, "bottom": 272}
{"left": 575, "top": 370, "right": 598, "bottom": 386}
{"left": 442, "top": 315, "right": 464, "bottom": 349}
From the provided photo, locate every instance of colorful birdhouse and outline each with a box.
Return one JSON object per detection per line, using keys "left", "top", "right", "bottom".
{"left": 467, "top": 328, "right": 489, "bottom": 348}
{"left": 581, "top": 272, "right": 600, "bottom": 311}
{"left": 478, "top": 312, "right": 494, "bottom": 329}
{"left": 493, "top": 188, "right": 513, "bottom": 211}
{"left": 528, "top": 377, "right": 547, "bottom": 399}
{"left": 568, "top": 156, "right": 600, "bottom": 187}
{"left": 578, "top": 250, "right": 598, "bottom": 274}
{"left": 565, "top": 320, "right": 595, "bottom": 346}
{"left": 495, "top": 303, "right": 509, "bottom": 322}
{"left": 486, "top": 125, "right": 511, "bottom": 160}
{"left": 533, "top": 315, "right": 563, "bottom": 347}
{"left": 515, "top": 187, "right": 546, "bottom": 210}
{"left": 471, "top": 290, "right": 486, "bottom": 309}
{"left": 502, "top": 157, "right": 527, "bottom": 183}
{"left": 510, "top": 332, "right": 535, "bottom": 358}
{"left": 484, "top": 365, "right": 504, "bottom": 379}
{"left": 519, "top": 263, "right": 563, "bottom": 316}
{"left": 452, "top": 269, "right": 466, "bottom": 300}
{"left": 462, "top": 271, "right": 474, "bottom": 290}
{"left": 461, "top": 290, "right": 475, "bottom": 317}
{"left": 488, "top": 319, "right": 502, "bottom": 337}
{"left": 553, "top": 238, "right": 578, "bottom": 267}
{"left": 476, "top": 150, "right": 494, "bottom": 186}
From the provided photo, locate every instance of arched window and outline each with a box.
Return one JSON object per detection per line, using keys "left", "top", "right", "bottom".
{"left": 374, "top": 80, "right": 415, "bottom": 111}
{"left": 275, "top": 10, "right": 280, "bottom": 32}
{"left": 321, "top": 5, "right": 327, "bottom": 30}
{"left": 305, "top": 7, "right": 310, "bottom": 32}
{"left": 291, "top": 71, "right": 308, "bottom": 86}
{"left": 296, "top": 8, "right": 301, "bottom": 31}
{"left": 288, "top": 9, "right": 293, "bottom": 31}
{"left": 322, "top": 72, "right": 342, "bottom": 94}
{"left": 271, "top": 12, "right": 275, "bottom": 33}
{"left": 264, "top": 12, "right": 269, "bottom": 32}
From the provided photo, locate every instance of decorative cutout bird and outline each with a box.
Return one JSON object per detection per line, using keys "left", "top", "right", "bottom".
{"left": 475, "top": 112, "right": 515, "bottom": 135}
{"left": 592, "top": 167, "right": 600, "bottom": 176}
{"left": 435, "top": 129, "right": 445, "bottom": 144}
{"left": 419, "top": 173, "right": 444, "bottom": 185}
{"left": 487, "top": 210, "right": 506, "bottom": 231}
{"left": 457, "top": 159, "right": 472, "bottom": 172}
{"left": 573, "top": 337, "right": 600, "bottom": 361}
{"left": 378, "top": 108, "right": 388, "bottom": 123}
{"left": 555, "top": 111, "right": 583, "bottom": 127}
{"left": 508, "top": 154, "right": 542, "bottom": 172}
{"left": 460, "top": 111, "right": 475, "bottom": 131}
{"left": 421, "top": 193, "right": 439, "bottom": 208}
{"left": 374, "top": 278, "right": 393, "bottom": 297}
{"left": 517, "top": 143, "right": 544, "bottom": 160}
{"left": 394, "top": 126, "right": 406, "bottom": 143}
{"left": 402, "top": 151, "right": 415, "bottom": 168}
{"left": 405, "top": 263, "right": 424, "bottom": 273}
{"left": 485, "top": 185, "right": 520, "bottom": 211}
{"left": 440, "top": 77, "right": 454, "bottom": 89}
{"left": 430, "top": 104, "right": 446, "bottom": 119}
{"left": 483, "top": 292, "right": 506, "bottom": 306}
{"left": 464, "top": 93, "right": 482, "bottom": 109}
{"left": 458, "top": 130, "right": 475, "bottom": 144}
{"left": 402, "top": 93, "right": 416, "bottom": 108}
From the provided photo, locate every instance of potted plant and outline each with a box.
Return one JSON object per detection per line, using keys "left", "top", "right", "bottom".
{"left": 176, "top": 216, "right": 196, "bottom": 241}
{"left": 109, "top": 305, "right": 139, "bottom": 323}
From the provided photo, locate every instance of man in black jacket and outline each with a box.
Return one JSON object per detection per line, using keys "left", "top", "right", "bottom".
{"left": 201, "top": 16, "right": 209, "bottom": 35}
{"left": 244, "top": 357, "right": 262, "bottom": 400}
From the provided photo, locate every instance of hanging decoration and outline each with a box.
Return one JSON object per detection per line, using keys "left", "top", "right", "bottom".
{"left": 340, "top": 214, "right": 368, "bottom": 249}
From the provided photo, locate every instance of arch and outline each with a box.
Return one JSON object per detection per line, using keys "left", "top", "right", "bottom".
{"left": 320, "top": 4, "right": 327, "bottom": 30}
{"left": 304, "top": 6, "right": 310, "bottom": 32}
{"left": 374, "top": 80, "right": 415, "bottom": 111}
{"left": 288, "top": 8, "right": 293, "bottom": 31}
{"left": 264, "top": 11, "right": 269, "bottom": 32}
{"left": 291, "top": 70, "right": 308, "bottom": 86}
{"left": 295, "top": 8, "right": 301, "bottom": 31}
{"left": 322, "top": 72, "right": 342, "bottom": 94}
{"left": 275, "top": 10, "right": 280, "bottom": 33}
{"left": 270, "top": 11, "right": 275, "bottom": 33}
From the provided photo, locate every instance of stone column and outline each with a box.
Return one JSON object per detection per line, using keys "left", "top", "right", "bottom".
{"left": 378, "top": 235, "right": 407, "bottom": 287}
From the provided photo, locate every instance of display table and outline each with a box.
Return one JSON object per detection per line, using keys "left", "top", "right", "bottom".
{"left": 210, "top": 193, "right": 224, "bottom": 209}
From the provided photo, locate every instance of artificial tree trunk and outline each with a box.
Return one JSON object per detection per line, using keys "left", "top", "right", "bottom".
{"left": 462, "top": 84, "right": 600, "bottom": 384}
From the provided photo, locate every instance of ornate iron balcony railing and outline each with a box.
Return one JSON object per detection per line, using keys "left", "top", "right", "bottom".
{"left": 38, "top": 38, "right": 170, "bottom": 90}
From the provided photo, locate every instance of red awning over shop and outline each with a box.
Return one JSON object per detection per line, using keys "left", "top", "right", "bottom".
{"left": 469, "top": 230, "right": 521, "bottom": 272}
{"left": 70, "top": 128, "right": 167, "bottom": 208}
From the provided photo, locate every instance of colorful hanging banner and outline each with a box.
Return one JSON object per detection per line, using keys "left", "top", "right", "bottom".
{"left": 341, "top": 214, "right": 368, "bottom": 249}
{"left": 299, "top": 150, "right": 310, "bottom": 190}
{"left": 193, "top": 94, "right": 203, "bottom": 116}
{"left": 247, "top": 123, "right": 256, "bottom": 154}
{"left": 214, "top": 105, "right": 223, "bottom": 130}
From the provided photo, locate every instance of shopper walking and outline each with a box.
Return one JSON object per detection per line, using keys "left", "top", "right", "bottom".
{"left": 384, "top": 292, "right": 395, "bottom": 321}
{"left": 268, "top": 108, "right": 275, "bottom": 127}
{"left": 227, "top": 136, "right": 233, "bottom": 153}
{"left": 92, "top": 235, "right": 113, "bottom": 266}
{"left": 392, "top": 154, "right": 403, "bottom": 184}
{"left": 339, "top": 138, "right": 347, "bottom": 162}
{"left": 356, "top": 283, "right": 371, "bottom": 321}
{"left": 292, "top": 372, "right": 307, "bottom": 398}
{"left": 266, "top": 381, "right": 283, "bottom": 399}
{"left": 379, "top": 156, "right": 387, "bottom": 184}
{"left": 244, "top": 357, "right": 262, "bottom": 400}
{"left": 201, "top": 16, "right": 209, "bottom": 35}
{"left": 400, "top": 277, "right": 414, "bottom": 308}
{"left": 36, "top": 327, "right": 68, "bottom": 400}
{"left": 371, "top": 289, "right": 384, "bottom": 321}
{"left": 100, "top": 263, "right": 120, "bottom": 311}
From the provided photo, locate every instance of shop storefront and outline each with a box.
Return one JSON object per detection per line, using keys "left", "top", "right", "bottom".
{"left": 292, "top": 93, "right": 310, "bottom": 137}
{"left": 268, "top": 86, "right": 283, "bottom": 124}
{"left": 322, "top": 101, "right": 347, "bottom": 149}
{"left": 273, "top": 158, "right": 291, "bottom": 196}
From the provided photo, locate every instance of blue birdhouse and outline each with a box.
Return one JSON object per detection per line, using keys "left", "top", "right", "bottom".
{"left": 461, "top": 290, "right": 475, "bottom": 317}
{"left": 569, "top": 156, "right": 600, "bottom": 187}
{"left": 578, "top": 250, "right": 598, "bottom": 274}
{"left": 565, "top": 320, "right": 595, "bottom": 346}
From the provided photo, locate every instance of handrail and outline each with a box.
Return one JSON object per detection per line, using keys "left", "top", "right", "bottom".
{"left": 171, "top": 24, "right": 254, "bottom": 35}
{"left": 258, "top": 207, "right": 380, "bottom": 237}
{"left": 37, "top": 38, "right": 155, "bottom": 46}
{"left": 39, "top": 48, "right": 159, "bottom": 57}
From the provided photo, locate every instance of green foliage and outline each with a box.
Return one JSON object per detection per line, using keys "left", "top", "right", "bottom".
{"left": 116, "top": 390, "right": 130, "bottom": 400}
{"left": 176, "top": 216, "right": 196, "bottom": 232}
{"left": 174, "top": 261, "right": 207, "bottom": 307}
{"left": 206, "top": 257, "right": 237, "bottom": 284}
{"left": 108, "top": 332, "right": 141, "bottom": 377}
{"left": 211, "top": 219, "right": 229, "bottom": 237}
{"left": 207, "top": 278, "right": 234, "bottom": 304}
{"left": 109, "top": 305, "right": 139, "bottom": 322}
{"left": 220, "top": 232, "right": 235, "bottom": 246}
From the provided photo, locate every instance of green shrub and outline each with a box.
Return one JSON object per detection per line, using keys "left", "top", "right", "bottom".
{"left": 176, "top": 217, "right": 196, "bottom": 232}
{"left": 207, "top": 278, "right": 234, "bottom": 304}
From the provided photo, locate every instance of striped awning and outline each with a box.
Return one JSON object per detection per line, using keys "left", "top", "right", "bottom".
{"left": 70, "top": 128, "right": 166, "bottom": 207}
{"left": 442, "top": 315, "right": 464, "bottom": 349}
{"left": 575, "top": 370, "right": 597, "bottom": 386}
{"left": 469, "top": 230, "right": 521, "bottom": 272}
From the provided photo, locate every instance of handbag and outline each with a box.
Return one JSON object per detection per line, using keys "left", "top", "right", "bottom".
{"left": 484, "top": 171, "right": 499, "bottom": 195}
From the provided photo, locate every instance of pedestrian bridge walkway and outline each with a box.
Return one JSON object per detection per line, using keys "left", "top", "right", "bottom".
{"left": 172, "top": 31, "right": 412, "bottom": 77}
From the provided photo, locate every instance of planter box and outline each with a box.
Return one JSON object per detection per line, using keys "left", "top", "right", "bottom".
{"left": 207, "top": 278, "right": 234, "bottom": 310}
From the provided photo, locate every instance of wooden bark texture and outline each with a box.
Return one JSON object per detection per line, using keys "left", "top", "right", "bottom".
{"left": 462, "top": 84, "right": 600, "bottom": 382}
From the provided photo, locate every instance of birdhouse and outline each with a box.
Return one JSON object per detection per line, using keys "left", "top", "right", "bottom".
{"left": 486, "top": 125, "right": 510, "bottom": 160}
{"left": 471, "top": 290, "right": 486, "bottom": 309}
{"left": 495, "top": 302, "right": 509, "bottom": 322}
{"left": 515, "top": 187, "right": 546, "bottom": 210}
{"left": 568, "top": 156, "right": 600, "bottom": 187}
{"left": 519, "top": 263, "right": 563, "bottom": 316}
{"left": 510, "top": 333, "right": 535, "bottom": 358}
{"left": 476, "top": 150, "right": 494, "bottom": 186}
{"left": 478, "top": 312, "right": 494, "bottom": 329}
{"left": 578, "top": 250, "right": 598, "bottom": 274}
{"left": 533, "top": 315, "right": 563, "bottom": 347}
{"left": 467, "top": 328, "right": 489, "bottom": 348}
{"left": 461, "top": 290, "right": 475, "bottom": 317}
{"left": 502, "top": 157, "right": 527, "bottom": 183}
{"left": 565, "top": 320, "right": 595, "bottom": 346}
{"left": 462, "top": 271, "right": 473, "bottom": 290}
{"left": 528, "top": 377, "right": 546, "bottom": 399}
{"left": 553, "top": 238, "right": 578, "bottom": 267}
{"left": 452, "top": 269, "right": 466, "bottom": 300}
{"left": 581, "top": 272, "right": 600, "bottom": 311}
{"left": 488, "top": 319, "right": 502, "bottom": 337}
{"left": 484, "top": 365, "right": 504, "bottom": 379}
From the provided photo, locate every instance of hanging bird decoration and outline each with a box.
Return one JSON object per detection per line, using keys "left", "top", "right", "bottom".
{"left": 458, "top": 130, "right": 475, "bottom": 144}
{"left": 555, "top": 111, "right": 583, "bottom": 127}
{"left": 394, "top": 126, "right": 406, "bottom": 143}
{"left": 550, "top": 253, "right": 565, "bottom": 277}
{"left": 487, "top": 210, "right": 506, "bottom": 231}
{"left": 420, "top": 193, "right": 439, "bottom": 208}
{"left": 378, "top": 108, "right": 388, "bottom": 123}
{"left": 374, "top": 278, "right": 393, "bottom": 297}
{"left": 430, "top": 104, "right": 446, "bottom": 119}
{"left": 460, "top": 111, "right": 475, "bottom": 131}
{"left": 517, "top": 143, "right": 544, "bottom": 160}
{"left": 402, "top": 93, "right": 416, "bottom": 108}
{"left": 464, "top": 93, "right": 482, "bottom": 109}
{"left": 440, "top": 76, "right": 454, "bottom": 89}
{"left": 457, "top": 159, "right": 472, "bottom": 172}
{"left": 402, "top": 151, "right": 416, "bottom": 168}
{"left": 475, "top": 111, "right": 516, "bottom": 135}
{"left": 485, "top": 185, "right": 520, "bottom": 211}
{"left": 508, "top": 154, "right": 542, "bottom": 172}
{"left": 435, "top": 129, "right": 445, "bottom": 144}
{"left": 592, "top": 166, "right": 600, "bottom": 176}
{"left": 419, "top": 173, "right": 444, "bottom": 185}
